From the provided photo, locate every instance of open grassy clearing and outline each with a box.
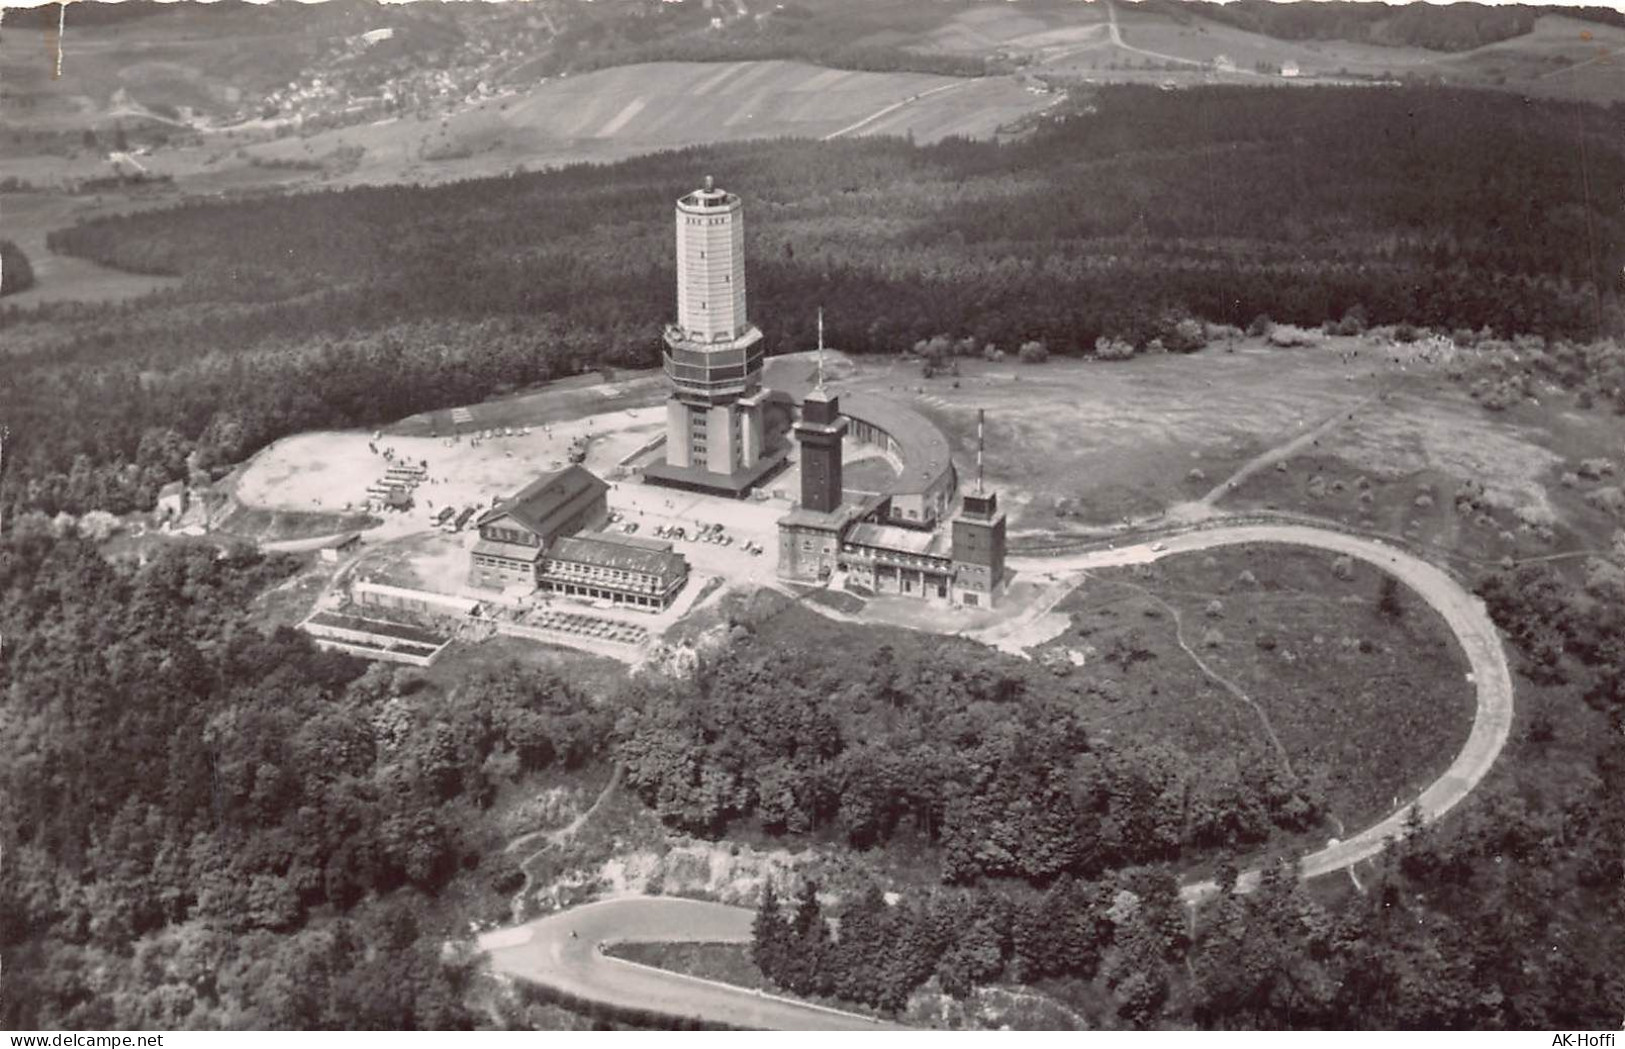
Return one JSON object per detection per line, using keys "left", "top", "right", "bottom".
{"left": 1215, "top": 383, "right": 1625, "bottom": 564}
{"left": 1104, "top": 5, "right": 1447, "bottom": 78}
{"left": 419, "top": 635, "right": 629, "bottom": 700}
{"left": 1061, "top": 545, "right": 1475, "bottom": 833}
{"left": 0, "top": 193, "right": 184, "bottom": 309}
{"left": 604, "top": 941, "right": 768, "bottom": 992}
{"left": 1444, "top": 14, "right": 1625, "bottom": 104}
{"left": 211, "top": 499, "right": 380, "bottom": 544}
{"left": 809, "top": 339, "right": 1618, "bottom": 571}
{"left": 606, "top": 938, "right": 1091, "bottom": 1031}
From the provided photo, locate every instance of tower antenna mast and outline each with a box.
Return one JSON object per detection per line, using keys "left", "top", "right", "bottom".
{"left": 816, "top": 307, "right": 826, "bottom": 390}
{"left": 977, "top": 408, "right": 985, "bottom": 495}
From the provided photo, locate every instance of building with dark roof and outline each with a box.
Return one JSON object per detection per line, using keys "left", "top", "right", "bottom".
{"left": 467, "top": 465, "right": 690, "bottom": 612}
{"left": 468, "top": 465, "right": 609, "bottom": 590}
{"left": 540, "top": 531, "right": 690, "bottom": 611}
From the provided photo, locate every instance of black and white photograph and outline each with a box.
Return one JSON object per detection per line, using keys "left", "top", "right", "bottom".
{"left": 1, "top": 0, "right": 1623, "bottom": 1035}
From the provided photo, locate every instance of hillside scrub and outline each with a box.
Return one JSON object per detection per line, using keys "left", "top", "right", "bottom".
{"left": 0, "top": 239, "right": 36, "bottom": 297}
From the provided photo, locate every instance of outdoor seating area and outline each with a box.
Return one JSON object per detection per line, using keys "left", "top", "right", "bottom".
{"left": 513, "top": 607, "right": 650, "bottom": 648}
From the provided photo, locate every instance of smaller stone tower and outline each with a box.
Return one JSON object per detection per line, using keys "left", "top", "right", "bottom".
{"left": 794, "top": 310, "right": 846, "bottom": 514}
{"left": 950, "top": 409, "right": 1006, "bottom": 607}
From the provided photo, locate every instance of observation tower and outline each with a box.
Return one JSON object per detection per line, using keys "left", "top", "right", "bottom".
{"left": 644, "top": 176, "right": 787, "bottom": 496}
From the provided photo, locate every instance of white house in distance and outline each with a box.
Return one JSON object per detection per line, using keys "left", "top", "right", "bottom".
{"left": 1282, "top": 60, "right": 1301, "bottom": 78}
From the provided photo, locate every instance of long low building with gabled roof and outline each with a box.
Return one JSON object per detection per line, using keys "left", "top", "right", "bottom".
{"left": 539, "top": 531, "right": 690, "bottom": 612}
{"left": 467, "top": 464, "right": 690, "bottom": 612}
{"left": 468, "top": 464, "right": 610, "bottom": 591}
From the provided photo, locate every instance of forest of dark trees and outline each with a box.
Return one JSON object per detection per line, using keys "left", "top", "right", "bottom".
{"left": 2, "top": 512, "right": 1621, "bottom": 1028}
{"left": 751, "top": 780, "right": 1624, "bottom": 1029}
{"left": 0, "top": 523, "right": 614, "bottom": 1028}
{"left": 7, "top": 84, "right": 1624, "bottom": 521}
{"left": 616, "top": 631, "right": 1322, "bottom": 883}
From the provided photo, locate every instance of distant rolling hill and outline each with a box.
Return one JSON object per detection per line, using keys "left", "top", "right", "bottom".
{"left": 239, "top": 60, "right": 1048, "bottom": 187}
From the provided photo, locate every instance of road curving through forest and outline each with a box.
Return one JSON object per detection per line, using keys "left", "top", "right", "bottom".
{"left": 479, "top": 521, "right": 1515, "bottom": 1024}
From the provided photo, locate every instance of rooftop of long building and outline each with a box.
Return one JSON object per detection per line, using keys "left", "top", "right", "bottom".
{"left": 763, "top": 353, "right": 954, "bottom": 497}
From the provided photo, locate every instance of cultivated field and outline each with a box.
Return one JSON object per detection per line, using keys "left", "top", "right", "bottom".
{"left": 238, "top": 60, "right": 1046, "bottom": 187}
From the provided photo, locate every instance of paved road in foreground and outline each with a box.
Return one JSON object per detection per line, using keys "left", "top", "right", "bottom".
{"left": 1009, "top": 523, "right": 1515, "bottom": 901}
{"left": 481, "top": 522, "right": 1514, "bottom": 1024}
{"left": 480, "top": 897, "right": 901, "bottom": 1030}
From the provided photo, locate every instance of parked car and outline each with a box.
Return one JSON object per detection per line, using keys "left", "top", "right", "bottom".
{"left": 624, "top": 522, "right": 639, "bottom": 535}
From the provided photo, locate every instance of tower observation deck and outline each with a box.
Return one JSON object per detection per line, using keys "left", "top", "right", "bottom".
{"left": 646, "top": 177, "right": 786, "bottom": 497}
{"left": 662, "top": 176, "right": 764, "bottom": 405}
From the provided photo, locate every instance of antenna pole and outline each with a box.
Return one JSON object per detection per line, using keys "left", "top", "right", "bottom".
{"left": 816, "top": 308, "right": 826, "bottom": 390}
{"left": 976, "top": 409, "right": 985, "bottom": 495}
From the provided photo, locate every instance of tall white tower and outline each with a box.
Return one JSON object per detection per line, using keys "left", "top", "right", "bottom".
{"left": 674, "top": 176, "right": 753, "bottom": 342}
{"left": 652, "top": 176, "right": 776, "bottom": 494}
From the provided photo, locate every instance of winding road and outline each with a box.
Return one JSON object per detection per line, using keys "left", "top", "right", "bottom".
{"left": 479, "top": 520, "right": 1515, "bottom": 1027}
{"left": 1007, "top": 523, "right": 1514, "bottom": 901}
{"left": 479, "top": 897, "right": 900, "bottom": 1030}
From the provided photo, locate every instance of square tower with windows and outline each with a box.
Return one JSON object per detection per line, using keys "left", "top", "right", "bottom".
{"left": 949, "top": 410, "right": 1006, "bottom": 607}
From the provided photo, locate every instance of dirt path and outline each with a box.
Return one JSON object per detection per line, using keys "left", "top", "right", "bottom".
{"left": 822, "top": 80, "right": 973, "bottom": 140}
{"left": 1181, "top": 390, "right": 1383, "bottom": 518}
{"left": 1107, "top": 577, "right": 1295, "bottom": 777}
{"left": 507, "top": 764, "right": 623, "bottom": 923}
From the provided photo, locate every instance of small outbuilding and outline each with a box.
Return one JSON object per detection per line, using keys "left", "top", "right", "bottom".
{"left": 156, "top": 481, "right": 188, "bottom": 521}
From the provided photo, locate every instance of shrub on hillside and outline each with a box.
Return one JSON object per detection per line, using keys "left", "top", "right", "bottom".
{"left": 0, "top": 239, "right": 36, "bottom": 297}
{"left": 1094, "top": 336, "right": 1137, "bottom": 360}
{"left": 1267, "top": 324, "right": 1319, "bottom": 348}
{"left": 1018, "top": 340, "right": 1050, "bottom": 364}
{"left": 1585, "top": 486, "right": 1625, "bottom": 518}
{"left": 1161, "top": 316, "right": 1209, "bottom": 353}
{"left": 1330, "top": 305, "right": 1369, "bottom": 336}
